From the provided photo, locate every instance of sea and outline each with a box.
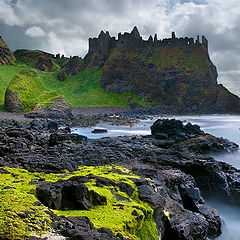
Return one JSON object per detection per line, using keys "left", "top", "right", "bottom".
{"left": 71, "top": 115, "right": 240, "bottom": 240}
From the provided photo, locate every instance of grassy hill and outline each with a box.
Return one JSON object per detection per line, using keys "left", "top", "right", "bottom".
{"left": 0, "top": 59, "right": 153, "bottom": 111}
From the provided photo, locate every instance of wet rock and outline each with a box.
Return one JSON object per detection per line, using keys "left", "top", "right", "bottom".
{"left": 151, "top": 118, "right": 204, "bottom": 141}
{"left": 116, "top": 181, "right": 135, "bottom": 197}
{"left": 91, "top": 128, "right": 107, "bottom": 133}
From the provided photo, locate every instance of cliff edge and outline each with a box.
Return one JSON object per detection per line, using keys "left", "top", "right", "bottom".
{"left": 83, "top": 27, "right": 240, "bottom": 114}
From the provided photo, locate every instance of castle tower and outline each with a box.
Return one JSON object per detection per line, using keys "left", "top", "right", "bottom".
{"left": 99, "top": 31, "right": 111, "bottom": 56}
{"left": 154, "top": 34, "right": 158, "bottom": 42}
{"left": 172, "top": 32, "right": 176, "bottom": 39}
{"left": 148, "top": 35, "right": 153, "bottom": 43}
{"left": 131, "top": 26, "right": 141, "bottom": 39}
{"left": 202, "top": 35, "right": 208, "bottom": 51}
{"left": 196, "top": 35, "right": 200, "bottom": 44}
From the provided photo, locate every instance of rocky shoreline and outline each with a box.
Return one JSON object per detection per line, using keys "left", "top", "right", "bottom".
{"left": 0, "top": 111, "right": 239, "bottom": 240}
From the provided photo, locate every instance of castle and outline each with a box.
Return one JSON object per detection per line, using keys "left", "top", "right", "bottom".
{"left": 88, "top": 26, "right": 208, "bottom": 56}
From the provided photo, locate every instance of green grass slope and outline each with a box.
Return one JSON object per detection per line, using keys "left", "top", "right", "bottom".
{"left": 0, "top": 64, "right": 29, "bottom": 109}
{"left": 6, "top": 68, "right": 59, "bottom": 112}
{"left": 40, "top": 68, "right": 153, "bottom": 107}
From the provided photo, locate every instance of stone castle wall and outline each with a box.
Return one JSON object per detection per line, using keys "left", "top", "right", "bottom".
{"left": 88, "top": 26, "right": 208, "bottom": 56}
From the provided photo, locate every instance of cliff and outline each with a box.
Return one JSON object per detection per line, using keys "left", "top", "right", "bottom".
{"left": 84, "top": 27, "right": 240, "bottom": 114}
{"left": 0, "top": 36, "right": 16, "bottom": 65}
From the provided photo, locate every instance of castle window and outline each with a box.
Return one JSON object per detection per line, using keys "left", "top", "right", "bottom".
{"left": 121, "top": 41, "right": 124, "bottom": 44}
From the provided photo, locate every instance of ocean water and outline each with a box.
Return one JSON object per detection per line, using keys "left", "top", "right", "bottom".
{"left": 72, "top": 115, "right": 240, "bottom": 239}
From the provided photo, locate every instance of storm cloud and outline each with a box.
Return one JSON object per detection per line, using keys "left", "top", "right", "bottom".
{"left": 0, "top": 0, "right": 239, "bottom": 96}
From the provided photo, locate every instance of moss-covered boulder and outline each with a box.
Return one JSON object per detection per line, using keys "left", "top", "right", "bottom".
{"left": 4, "top": 68, "right": 59, "bottom": 112}
{"left": 0, "top": 36, "right": 16, "bottom": 65}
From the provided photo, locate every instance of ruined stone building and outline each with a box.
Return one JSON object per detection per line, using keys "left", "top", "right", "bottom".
{"left": 88, "top": 26, "right": 208, "bottom": 56}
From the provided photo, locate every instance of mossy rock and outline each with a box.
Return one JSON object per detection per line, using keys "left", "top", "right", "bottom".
{"left": 0, "top": 165, "right": 159, "bottom": 240}
{"left": 4, "top": 68, "right": 60, "bottom": 112}
{"left": 4, "top": 87, "right": 23, "bottom": 112}
{"left": 0, "top": 36, "right": 16, "bottom": 66}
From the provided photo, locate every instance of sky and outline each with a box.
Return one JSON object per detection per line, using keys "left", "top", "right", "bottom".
{"left": 0, "top": 0, "right": 239, "bottom": 97}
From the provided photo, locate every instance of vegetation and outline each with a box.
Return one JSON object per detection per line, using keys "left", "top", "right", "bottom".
{"left": 147, "top": 45, "right": 208, "bottom": 72}
{"left": 0, "top": 64, "right": 28, "bottom": 109}
{"left": 7, "top": 68, "right": 59, "bottom": 111}
{"left": 0, "top": 44, "right": 209, "bottom": 112}
{"left": 0, "top": 165, "right": 158, "bottom": 240}
{"left": 40, "top": 68, "right": 153, "bottom": 107}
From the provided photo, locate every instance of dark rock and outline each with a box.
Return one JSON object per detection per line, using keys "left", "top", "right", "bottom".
{"left": 150, "top": 118, "right": 204, "bottom": 141}
{"left": 116, "top": 181, "right": 135, "bottom": 197}
{"left": 3, "top": 186, "right": 14, "bottom": 189}
{"left": 91, "top": 128, "right": 107, "bottom": 134}
{"left": 57, "top": 71, "right": 66, "bottom": 81}
{"left": 27, "top": 97, "right": 73, "bottom": 120}
{"left": 5, "top": 128, "right": 34, "bottom": 142}
{"left": 0, "top": 168, "right": 10, "bottom": 174}
{"left": 57, "top": 56, "right": 83, "bottom": 81}
{"left": 36, "top": 176, "right": 106, "bottom": 210}
{"left": 0, "top": 36, "right": 16, "bottom": 65}
{"left": 51, "top": 215, "right": 130, "bottom": 240}
{"left": 35, "top": 55, "right": 54, "bottom": 72}
{"left": 4, "top": 87, "right": 23, "bottom": 113}
{"left": 47, "top": 121, "right": 58, "bottom": 130}
{"left": 49, "top": 132, "right": 87, "bottom": 145}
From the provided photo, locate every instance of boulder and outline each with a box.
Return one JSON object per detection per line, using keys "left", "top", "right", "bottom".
{"left": 91, "top": 128, "right": 107, "bottom": 134}
{"left": 151, "top": 118, "right": 204, "bottom": 141}
{"left": 36, "top": 176, "right": 107, "bottom": 210}
{"left": 27, "top": 97, "right": 74, "bottom": 119}
{"left": 4, "top": 87, "right": 23, "bottom": 113}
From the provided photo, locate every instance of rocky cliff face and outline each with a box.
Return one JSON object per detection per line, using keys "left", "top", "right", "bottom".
{"left": 0, "top": 36, "right": 16, "bottom": 65}
{"left": 97, "top": 46, "right": 239, "bottom": 113}
{"left": 84, "top": 28, "right": 240, "bottom": 114}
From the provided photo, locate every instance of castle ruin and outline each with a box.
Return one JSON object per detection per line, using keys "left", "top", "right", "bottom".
{"left": 88, "top": 26, "right": 208, "bottom": 56}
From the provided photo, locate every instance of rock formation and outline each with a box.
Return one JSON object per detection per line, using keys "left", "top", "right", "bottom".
{"left": 1, "top": 118, "right": 239, "bottom": 239}
{"left": 57, "top": 56, "right": 84, "bottom": 81}
{"left": 0, "top": 36, "right": 16, "bottom": 65}
{"left": 85, "top": 27, "right": 240, "bottom": 114}
{"left": 14, "top": 49, "right": 56, "bottom": 72}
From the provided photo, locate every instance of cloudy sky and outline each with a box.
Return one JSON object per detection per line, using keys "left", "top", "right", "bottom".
{"left": 0, "top": 0, "right": 239, "bottom": 96}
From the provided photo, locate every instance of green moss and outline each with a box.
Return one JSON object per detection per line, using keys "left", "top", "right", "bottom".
{"left": 0, "top": 63, "right": 29, "bottom": 109}
{"left": 7, "top": 68, "right": 60, "bottom": 111}
{"left": 0, "top": 165, "right": 159, "bottom": 240}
